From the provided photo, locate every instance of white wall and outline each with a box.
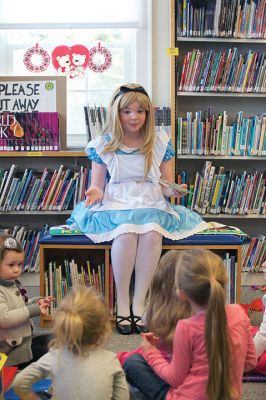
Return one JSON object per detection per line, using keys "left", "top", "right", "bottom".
{"left": 152, "top": 0, "right": 170, "bottom": 106}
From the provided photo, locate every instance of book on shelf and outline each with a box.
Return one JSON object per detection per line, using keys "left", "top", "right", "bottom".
{"left": 0, "top": 112, "right": 60, "bottom": 152}
{"left": 176, "top": 109, "right": 266, "bottom": 156}
{"left": 0, "top": 224, "right": 49, "bottom": 272}
{"left": 176, "top": 0, "right": 266, "bottom": 39}
{"left": 179, "top": 48, "right": 265, "bottom": 94}
{"left": 45, "top": 257, "right": 107, "bottom": 314}
{"left": 181, "top": 161, "right": 266, "bottom": 215}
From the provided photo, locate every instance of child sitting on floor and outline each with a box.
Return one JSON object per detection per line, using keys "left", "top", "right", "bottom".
{"left": 252, "top": 260, "right": 266, "bottom": 375}
{"left": 13, "top": 286, "right": 129, "bottom": 400}
{"left": 0, "top": 235, "right": 53, "bottom": 367}
{"left": 124, "top": 249, "right": 257, "bottom": 400}
{"left": 117, "top": 250, "right": 190, "bottom": 365}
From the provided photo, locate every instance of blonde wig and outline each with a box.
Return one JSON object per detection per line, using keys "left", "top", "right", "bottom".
{"left": 103, "top": 83, "right": 155, "bottom": 177}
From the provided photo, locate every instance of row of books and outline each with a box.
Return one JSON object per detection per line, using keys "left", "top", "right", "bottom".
{"left": 177, "top": 161, "right": 266, "bottom": 215}
{"left": 44, "top": 259, "right": 116, "bottom": 314}
{"left": 0, "top": 165, "right": 91, "bottom": 212}
{"left": 0, "top": 224, "right": 49, "bottom": 272}
{"left": 178, "top": 49, "right": 266, "bottom": 93}
{"left": 0, "top": 112, "right": 60, "bottom": 152}
{"left": 176, "top": 0, "right": 266, "bottom": 38}
{"left": 176, "top": 110, "right": 266, "bottom": 156}
{"left": 242, "top": 235, "right": 266, "bottom": 272}
{"left": 43, "top": 252, "right": 236, "bottom": 314}
{"left": 84, "top": 105, "right": 172, "bottom": 140}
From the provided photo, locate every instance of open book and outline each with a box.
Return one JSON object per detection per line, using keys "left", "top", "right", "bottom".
{"left": 154, "top": 177, "right": 193, "bottom": 195}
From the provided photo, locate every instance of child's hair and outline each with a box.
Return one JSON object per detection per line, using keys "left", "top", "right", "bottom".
{"left": 49, "top": 286, "right": 111, "bottom": 356}
{"left": 145, "top": 250, "right": 190, "bottom": 352}
{"left": 103, "top": 83, "right": 155, "bottom": 176}
{"left": 175, "top": 249, "right": 235, "bottom": 400}
{"left": 0, "top": 235, "right": 24, "bottom": 263}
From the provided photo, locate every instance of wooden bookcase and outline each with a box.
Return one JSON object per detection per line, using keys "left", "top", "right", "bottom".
{"left": 169, "top": 0, "right": 266, "bottom": 237}
{"left": 39, "top": 240, "right": 242, "bottom": 327}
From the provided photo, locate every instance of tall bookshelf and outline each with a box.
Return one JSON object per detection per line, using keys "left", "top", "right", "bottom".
{"left": 170, "top": 0, "right": 266, "bottom": 238}
{"left": 0, "top": 75, "right": 89, "bottom": 271}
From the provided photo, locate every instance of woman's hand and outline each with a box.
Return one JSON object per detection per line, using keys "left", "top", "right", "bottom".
{"left": 141, "top": 332, "right": 160, "bottom": 354}
{"left": 85, "top": 186, "right": 104, "bottom": 207}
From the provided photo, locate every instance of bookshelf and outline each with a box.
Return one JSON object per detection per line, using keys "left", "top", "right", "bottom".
{"left": 0, "top": 151, "right": 88, "bottom": 226}
{"left": 39, "top": 238, "right": 242, "bottom": 327}
{"left": 170, "top": 0, "right": 266, "bottom": 239}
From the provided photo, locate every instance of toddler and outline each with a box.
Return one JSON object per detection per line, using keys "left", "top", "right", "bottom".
{"left": 0, "top": 235, "right": 52, "bottom": 367}
{"left": 13, "top": 286, "right": 129, "bottom": 400}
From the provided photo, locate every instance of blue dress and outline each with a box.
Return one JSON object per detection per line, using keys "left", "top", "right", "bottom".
{"left": 67, "top": 131, "right": 207, "bottom": 243}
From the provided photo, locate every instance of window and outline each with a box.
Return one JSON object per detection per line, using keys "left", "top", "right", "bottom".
{"left": 0, "top": 0, "right": 151, "bottom": 148}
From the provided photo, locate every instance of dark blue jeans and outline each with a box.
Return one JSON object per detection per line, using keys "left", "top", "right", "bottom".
{"left": 124, "top": 353, "right": 170, "bottom": 400}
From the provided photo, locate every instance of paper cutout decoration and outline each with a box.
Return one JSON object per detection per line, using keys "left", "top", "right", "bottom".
{"left": 51, "top": 45, "right": 90, "bottom": 78}
{"left": 23, "top": 44, "right": 50, "bottom": 73}
{"left": 88, "top": 42, "right": 112, "bottom": 73}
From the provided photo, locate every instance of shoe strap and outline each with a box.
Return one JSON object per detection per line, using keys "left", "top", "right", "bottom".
{"left": 116, "top": 315, "right": 132, "bottom": 324}
{"left": 132, "top": 315, "right": 142, "bottom": 324}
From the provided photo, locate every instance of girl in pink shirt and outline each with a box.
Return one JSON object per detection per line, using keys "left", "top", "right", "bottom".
{"left": 117, "top": 250, "right": 191, "bottom": 366}
{"left": 124, "top": 249, "right": 257, "bottom": 400}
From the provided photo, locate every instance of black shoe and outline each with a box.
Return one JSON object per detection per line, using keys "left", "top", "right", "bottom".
{"left": 116, "top": 315, "right": 133, "bottom": 335}
{"left": 132, "top": 315, "right": 148, "bottom": 334}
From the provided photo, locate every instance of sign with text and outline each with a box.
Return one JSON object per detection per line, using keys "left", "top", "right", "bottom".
{"left": 0, "top": 80, "right": 57, "bottom": 112}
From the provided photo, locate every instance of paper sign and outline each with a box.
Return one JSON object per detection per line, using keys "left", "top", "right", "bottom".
{"left": 167, "top": 48, "right": 179, "bottom": 56}
{"left": 0, "top": 80, "right": 56, "bottom": 112}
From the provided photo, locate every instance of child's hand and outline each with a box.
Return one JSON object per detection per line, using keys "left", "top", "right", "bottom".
{"left": 37, "top": 296, "right": 55, "bottom": 308}
{"left": 39, "top": 303, "right": 49, "bottom": 315}
{"left": 141, "top": 332, "right": 159, "bottom": 354}
{"left": 172, "top": 184, "right": 188, "bottom": 199}
{"left": 85, "top": 186, "right": 104, "bottom": 207}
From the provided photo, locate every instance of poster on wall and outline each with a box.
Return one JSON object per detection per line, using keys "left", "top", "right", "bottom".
{"left": 0, "top": 80, "right": 60, "bottom": 151}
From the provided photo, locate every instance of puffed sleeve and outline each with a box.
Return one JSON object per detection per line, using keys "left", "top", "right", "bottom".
{"left": 86, "top": 147, "right": 104, "bottom": 164}
{"left": 162, "top": 138, "right": 175, "bottom": 161}
{"left": 85, "top": 134, "right": 112, "bottom": 165}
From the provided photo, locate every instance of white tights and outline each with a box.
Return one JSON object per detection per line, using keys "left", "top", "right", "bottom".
{"left": 111, "top": 231, "right": 162, "bottom": 322}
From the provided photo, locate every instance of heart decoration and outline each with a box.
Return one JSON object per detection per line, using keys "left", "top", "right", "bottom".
{"left": 51, "top": 44, "right": 90, "bottom": 79}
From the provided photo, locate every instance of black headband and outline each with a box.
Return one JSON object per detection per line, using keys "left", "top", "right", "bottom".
{"left": 111, "top": 85, "right": 149, "bottom": 105}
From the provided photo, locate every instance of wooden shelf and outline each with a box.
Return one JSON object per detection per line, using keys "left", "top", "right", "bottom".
{"left": 177, "top": 37, "right": 266, "bottom": 44}
{"left": 0, "top": 151, "right": 86, "bottom": 157}
{"left": 177, "top": 155, "right": 266, "bottom": 160}
{"left": 177, "top": 92, "right": 266, "bottom": 97}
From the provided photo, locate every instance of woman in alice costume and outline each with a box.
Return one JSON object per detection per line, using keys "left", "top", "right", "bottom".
{"left": 67, "top": 84, "right": 207, "bottom": 335}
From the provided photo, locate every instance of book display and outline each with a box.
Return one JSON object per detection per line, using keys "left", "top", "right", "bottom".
{"left": 170, "top": 0, "right": 266, "bottom": 271}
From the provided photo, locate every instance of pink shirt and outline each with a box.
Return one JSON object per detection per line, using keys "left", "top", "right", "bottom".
{"left": 145, "top": 304, "right": 257, "bottom": 400}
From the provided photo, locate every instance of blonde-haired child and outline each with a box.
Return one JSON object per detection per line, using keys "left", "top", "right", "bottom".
{"left": 67, "top": 83, "right": 207, "bottom": 335}
{"left": 124, "top": 249, "right": 257, "bottom": 400}
{"left": 118, "top": 250, "right": 190, "bottom": 365}
{"left": 13, "top": 286, "right": 129, "bottom": 400}
{"left": 0, "top": 235, "right": 52, "bottom": 367}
